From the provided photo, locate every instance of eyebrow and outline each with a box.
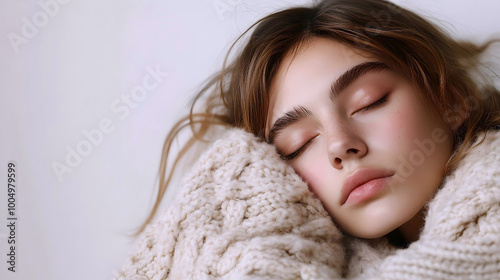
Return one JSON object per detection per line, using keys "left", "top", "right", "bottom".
{"left": 329, "top": 61, "right": 390, "bottom": 101}
{"left": 267, "top": 106, "right": 312, "bottom": 144}
{"left": 267, "top": 61, "right": 390, "bottom": 144}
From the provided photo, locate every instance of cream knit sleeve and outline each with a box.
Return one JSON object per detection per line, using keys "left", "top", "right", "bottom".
{"left": 112, "top": 128, "right": 345, "bottom": 280}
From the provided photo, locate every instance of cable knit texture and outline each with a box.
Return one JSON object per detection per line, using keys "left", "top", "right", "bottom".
{"left": 113, "top": 128, "right": 500, "bottom": 280}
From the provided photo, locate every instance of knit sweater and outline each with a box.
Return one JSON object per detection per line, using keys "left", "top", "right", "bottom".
{"left": 113, "top": 128, "right": 500, "bottom": 280}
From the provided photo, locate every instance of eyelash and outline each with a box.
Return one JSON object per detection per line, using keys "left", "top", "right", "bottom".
{"left": 281, "top": 93, "right": 390, "bottom": 161}
{"left": 282, "top": 137, "right": 316, "bottom": 161}
{"left": 355, "top": 93, "right": 389, "bottom": 114}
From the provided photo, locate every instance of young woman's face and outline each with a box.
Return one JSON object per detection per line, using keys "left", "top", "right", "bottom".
{"left": 266, "top": 37, "right": 454, "bottom": 238}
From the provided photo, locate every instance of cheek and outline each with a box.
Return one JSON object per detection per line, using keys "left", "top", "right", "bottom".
{"left": 385, "top": 89, "right": 444, "bottom": 144}
{"left": 293, "top": 161, "right": 321, "bottom": 192}
{"left": 374, "top": 105, "right": 432, "bottom": 154}
{"left": 368, "top": 110, "right": 412, "bottom": 151}
{"left": 292, "top": 150, "right": 331, "bottom": 194}
{"left": 291, "top": 150, "right": 344, "bottom": 215}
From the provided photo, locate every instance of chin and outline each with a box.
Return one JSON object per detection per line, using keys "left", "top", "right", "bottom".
{"left": 347, "top": 227, "right": 395, "bottom": 239}
{"left": 340, "top": 211, "right": 407, "bottom": 239}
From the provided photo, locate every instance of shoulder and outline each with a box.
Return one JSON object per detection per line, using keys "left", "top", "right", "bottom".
{"left": 445, "top": 129, "right": 500, "bottom": 190}
{"left": 422, "top": 129, "right": 500, "bottom": 241}
{"left": 455, "top": 129, "right": 500, "bottom": 173}
{"left": 115, "top": 128, "right": 345, "bottom": 279}
{"left": 173, "top": 128, "right": 345, "bottom": 278}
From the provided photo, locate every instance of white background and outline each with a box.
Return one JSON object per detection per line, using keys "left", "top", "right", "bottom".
{"left": 0, "top": 0, "right": 499, "bottom": 279}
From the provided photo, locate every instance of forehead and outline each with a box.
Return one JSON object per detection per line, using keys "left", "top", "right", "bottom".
{"left": 266, "top": 37, "right": 374, "bottom": 131}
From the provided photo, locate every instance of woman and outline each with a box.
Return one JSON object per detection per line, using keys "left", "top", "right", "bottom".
{"left": 115, "top": 0, "right": 500, "bottom": 279}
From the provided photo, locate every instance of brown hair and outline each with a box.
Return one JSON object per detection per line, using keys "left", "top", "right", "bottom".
{"left": 134, "top": 0, "right": 500, "bottom": 236}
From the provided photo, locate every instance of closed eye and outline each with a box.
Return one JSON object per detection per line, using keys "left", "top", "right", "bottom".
{"left": 354, "top": 93, "right": 389, "bottom": 114}
{"left": 281, "top": 136, "right": 317, "bottom": 161}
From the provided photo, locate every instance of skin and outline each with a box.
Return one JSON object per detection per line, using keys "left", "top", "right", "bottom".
{"left": 266, "top": 37, "right": 455, "bottom": 241}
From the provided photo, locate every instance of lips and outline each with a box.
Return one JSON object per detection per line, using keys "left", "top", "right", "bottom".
{"left": 340, "top": 168, "right": 394, "bottom": 206}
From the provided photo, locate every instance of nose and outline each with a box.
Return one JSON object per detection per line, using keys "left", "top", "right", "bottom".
{"left": 327, "top": 125, "right": 367, "bottom": 170}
